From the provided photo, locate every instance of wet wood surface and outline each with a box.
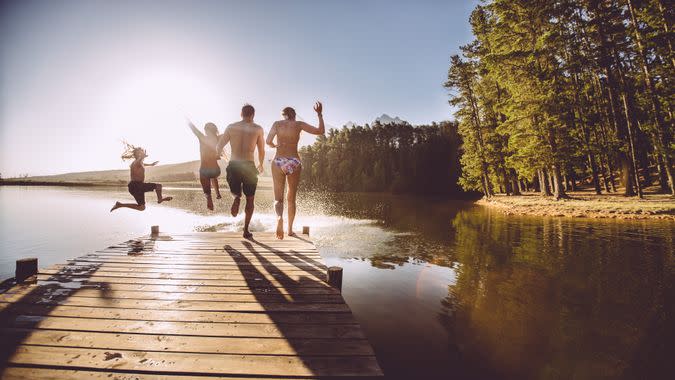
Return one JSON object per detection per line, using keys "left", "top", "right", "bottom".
{"left": 0, "top": 232, "right": 383, "bottom": 379}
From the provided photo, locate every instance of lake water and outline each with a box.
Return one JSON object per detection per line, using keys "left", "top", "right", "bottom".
{"left": 1, "top": 186, "right": 673, "bottom": 379}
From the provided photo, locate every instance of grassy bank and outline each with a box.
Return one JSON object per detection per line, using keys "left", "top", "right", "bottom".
{"left": 478, "top": 191, "right": 675, "bottom": 220}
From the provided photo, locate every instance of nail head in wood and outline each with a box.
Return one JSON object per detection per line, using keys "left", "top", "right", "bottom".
{"left": 302, "top": 226, "right": 310, "bottom": 235}
{"left": 327, "top": 266, "right": 343, "bottom": 292}
{"left": 151, "top": 225, "right": 159, "bottom": 235}
{"left": 16, "top": 258, "right": 38, "bottom": 283}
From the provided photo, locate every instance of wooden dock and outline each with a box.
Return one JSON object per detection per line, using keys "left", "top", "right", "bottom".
{"left": 0, "top": 231, "right": 383, "bottom": 379}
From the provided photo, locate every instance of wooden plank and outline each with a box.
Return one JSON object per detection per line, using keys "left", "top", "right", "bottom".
{"left": 0, "top": 293, "right": 352, "bottom": 313}
{"left": 24, "top": 282, "right": 340, "bottom": 295}
{"left": 3, "top": 287, "right": 344, "bottom": 303}
{"left": 67, "top": 259, "right": 325, "bottom": 269}
{"left": 3, "top": 315, "right": 364, "bottom": 339}
{"left": 35, "top": 274, "right": 330, "bottom": 288}
{"left": 37, "top": 268, "right": 326, "bottom": 282}
{"left": 0, "top": 328, "right": 376, "bottom": 356}
{"left": 3, "top": 345, "right": 383, "bottom": 377}
{"left": 0, "top": 304, "right": 358, "bottom": 324}
{"left": 2, "top": 367, "right": 311, "bottom": 380}
{"left": 52, "top": 264, "right": 326, "bottom": 275}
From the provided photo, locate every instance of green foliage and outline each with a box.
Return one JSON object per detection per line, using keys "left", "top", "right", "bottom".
{"left": 447, "top": 0, "right": 674, "bottom": 197}
{"left": 299, "top": 122, "right": 462, "bottom": 195}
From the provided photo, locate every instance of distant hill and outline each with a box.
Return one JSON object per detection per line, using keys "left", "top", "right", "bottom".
{"left": 12, "top": 153, "right": 277, "bottom": 184}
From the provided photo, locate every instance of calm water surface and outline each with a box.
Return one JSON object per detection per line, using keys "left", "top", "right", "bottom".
{"left": 1, "top": 186, "right": 673, "bottom": 379}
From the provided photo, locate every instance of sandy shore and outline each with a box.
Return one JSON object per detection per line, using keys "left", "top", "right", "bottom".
{"left": 478, "top": 192, "right": 675, "bottom": 220}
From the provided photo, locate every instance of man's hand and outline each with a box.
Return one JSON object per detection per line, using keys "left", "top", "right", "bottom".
{"left": 150, "top": 161, "right": 159, "bottom": 166}
{"left": 314, "top": 101, "right": 323, "bottom": 116}
{"left": 257, "top": 163, "right": 265, "bottom": 174}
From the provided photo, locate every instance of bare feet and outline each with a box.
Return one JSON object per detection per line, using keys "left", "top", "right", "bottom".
{"left": 230, "top": 197, "right": 241, "bottom": 217}
{"left": 158, "top": 197, "right": 173, "bottom": 204}
{"left": 276, "top": 218, "right": 284, "bottom": 239}
{"left": 206, "top": 194, "right": 214, "bottom": 211}
{"left": 288, "top": 231, "right": 297, "bottom": 237}
{"left": 243, "top": 231, "right": 253, "bottom": 239}
{"left": 110, "top": 202, "right": 121, "bottom": 212}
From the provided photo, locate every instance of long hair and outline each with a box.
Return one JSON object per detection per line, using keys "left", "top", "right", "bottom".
{"left": 120, "top": 140, "right": 144, "bottom": 161}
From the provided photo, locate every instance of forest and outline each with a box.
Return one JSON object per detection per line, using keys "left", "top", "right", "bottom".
{"left": 298, "top": 122, "right": 463, "bottom": 195}
{"left": 445, "top": 0, "right": 673, "bottom": 199}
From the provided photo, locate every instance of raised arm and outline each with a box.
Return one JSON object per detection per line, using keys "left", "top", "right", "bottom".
{"left": 299, "top": 101, "right": 325, "bottom": 135}
{"left": 188, "top": 120, "right": 205, "bottom": 140}
{"left": 217, "top": 126, "right": 231, "bottom": 153}
{"left": 256, "top": 128, "right": 265, "bottom": 173}
{"left": 266, "top": 122, "right": 278, "bottom": 148}
{"left": 144, "top": 161, "right": 159, "bottom": 167}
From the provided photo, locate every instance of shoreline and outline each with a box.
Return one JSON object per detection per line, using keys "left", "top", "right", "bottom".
{"left": 478, "top": 193, "right": 675, "bottom": 221}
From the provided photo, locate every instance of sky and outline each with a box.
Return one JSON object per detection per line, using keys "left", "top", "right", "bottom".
{"left": 0, "top": 0, "right": 478, "bottom": 177}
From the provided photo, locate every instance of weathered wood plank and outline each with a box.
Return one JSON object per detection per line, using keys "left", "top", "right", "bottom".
{"left": 0, "top": 293, "right": 352, "bottom": 312}
{"left": 0, "top": 328, "right": 376, "bottom": 356}
{"left": 2, "top": 367, "right": 310, "bottom": 380}
{"left": 4, "top": 345, "right": 383, "bottom": 377}
{"left": 35, "top": 274, "right": 330, "bottom": 288}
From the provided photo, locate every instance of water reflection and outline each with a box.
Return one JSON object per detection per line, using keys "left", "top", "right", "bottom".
{"left": 330, "top": 195, "right": 674, "bottom": 379}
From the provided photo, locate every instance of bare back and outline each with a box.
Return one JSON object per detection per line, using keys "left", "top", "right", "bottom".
{"left": 224, "top": 121, "right": 264, "bottom": 161}
{"left": 129, "top": 160, "right": 145, "bottom": 182}
{"left": 272, "top": 120, "right": 303, "bottom": 158}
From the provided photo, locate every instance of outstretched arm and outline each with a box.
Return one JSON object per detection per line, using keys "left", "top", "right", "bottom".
{"left": 266, "top": 122, "right": 278, "bottom": 148}
{"left": 257, "top": 128, "right": 265, "bottom": 173}
{"left": 188, "top": 120, "right": 205, "bottom": 140}
{"left": 299, "top": 101, "right": 325, "bottom": 135}
{"left": 217, "top": 127, "right": 231, "bottom": 153}
{"left": 144, "top": 161, "right": 159, "bottom": 167}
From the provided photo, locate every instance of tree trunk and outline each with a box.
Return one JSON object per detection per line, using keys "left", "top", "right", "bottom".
{"left": 539, "top": 169, "right": 552, "bottom": 196}
{"left": 551, "top": 164, "right": 568, "bottom": 200}
{"left": 656, "top": 153, "right": 669, "bottom": 193}
{"left": 510, "top": 169, "right": 521, "bottom": 195}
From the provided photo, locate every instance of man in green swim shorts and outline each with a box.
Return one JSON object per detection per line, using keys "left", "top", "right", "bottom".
{"left": 217, "top": 104, "right": 265, "bottom": 239}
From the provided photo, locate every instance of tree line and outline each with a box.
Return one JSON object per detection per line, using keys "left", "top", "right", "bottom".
{"left": 299, "top": 121, "right": 462, "bottom": 195}
{"left": 445, "top": 0, "right": 673, "bottom": 199}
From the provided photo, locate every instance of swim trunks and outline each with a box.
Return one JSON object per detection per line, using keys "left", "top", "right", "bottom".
{"left": 128, "top": 181, "right": 158, "bottom": 205}
{"left": 226, "top": 160, "right": 258, "bottom": 197}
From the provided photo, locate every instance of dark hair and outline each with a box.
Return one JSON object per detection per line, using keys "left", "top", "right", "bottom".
{"left": 282, "top": 107, "right": 296, "bottom": 120}
{"left": 204, "top": 122, "right": 218, "bottom": 136}
{"left": 242, "top": 104, "right": 255, "bottom": 118}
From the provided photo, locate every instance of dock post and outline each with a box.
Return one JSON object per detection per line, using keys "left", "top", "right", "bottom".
{"left": 327, "top": 266, "right": 343, "bottom": 292}
{"left": 151, "top": 225, "right": 159, "bottom": 236}
{"left": 16, "top": 258, "right": 38, "bottom": 283}
{"left": 302, "top": 226, "right": 310, "bottom": 235}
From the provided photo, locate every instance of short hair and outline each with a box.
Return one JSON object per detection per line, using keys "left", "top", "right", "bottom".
{"left": 282, "top": 107, "right": 296, "bottom": 120}
{"left": 242, "top": 104, "right": 255, "bottom": 118}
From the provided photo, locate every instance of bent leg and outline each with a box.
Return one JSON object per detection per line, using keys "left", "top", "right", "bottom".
{"left": 286, "top": 166, "right": 302, "bottom": 236}
{"left": 271, "top": 164, "right": 286, "bottom": 239}
{"left": 154, "top": 184, "right": 172, "bottom": 204}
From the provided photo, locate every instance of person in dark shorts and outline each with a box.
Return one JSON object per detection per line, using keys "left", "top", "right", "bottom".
{"left": 217, "top": 104, "right": 265, "bottom": 239}
{"left": 188, "top": 120, "right": 223, "bottom": 210}
{"left": 110, "top": 142, "right": 172, "bottom": 212}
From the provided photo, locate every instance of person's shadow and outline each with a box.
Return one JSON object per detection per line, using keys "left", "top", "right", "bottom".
{"left": 224, "top": 239, "right": 382, "bottom": 377}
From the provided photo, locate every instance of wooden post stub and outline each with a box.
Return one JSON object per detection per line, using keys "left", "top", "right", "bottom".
{"left": 327, "top": 266, "right": 343, "bottom": 292}
{"left": 151, "top": 225, "right": 159, "bottom": 235}
{"left": 16, "top": 258, "right": 38, "bottom": 283}
{"left": 302, "top": 226, "right": 310, "bottom": 235}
